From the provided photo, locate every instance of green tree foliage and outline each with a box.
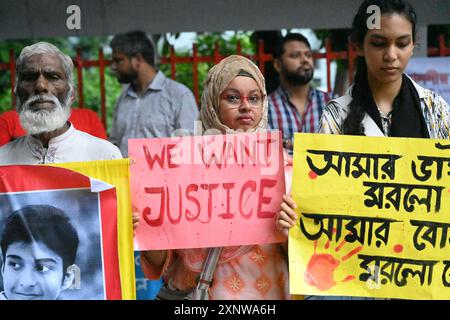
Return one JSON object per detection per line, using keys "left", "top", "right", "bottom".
{"left": 158, "top": 31, "right": 254, "bottom": 104}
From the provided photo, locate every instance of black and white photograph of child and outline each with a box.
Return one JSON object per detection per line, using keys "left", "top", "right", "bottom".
{"left": 0, "top": 188, "right": 105, "bottom": 300}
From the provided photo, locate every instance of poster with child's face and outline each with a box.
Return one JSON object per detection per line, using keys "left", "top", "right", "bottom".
{"left": 0, "top": 165, "right": 121, "bottom": 300}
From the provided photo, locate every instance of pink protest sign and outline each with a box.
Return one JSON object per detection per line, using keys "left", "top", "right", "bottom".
{"left": 129, "top": 131, "right": 286, "bottom": 250}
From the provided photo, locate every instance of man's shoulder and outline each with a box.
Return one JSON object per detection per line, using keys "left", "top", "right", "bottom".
{"left": 72, "top": 129, "right": 112, "bottom": 145}
{"left": 0, "top": 136, "right": 27, "bottom": 150}
{"left": 311, "top": 86, "right": 326, "bottom": 93}
{"left": 0, "top": 137, "right": 28, "bottom": 165}
{"left": 114, "top": 85, "right": 132, "bottom": 103}
{"left": 160, "top": 77, "right": 197, "bottom": 110}
{"left": 71, "top": 129, "right": 122, "bottom": 157}
{"left": 267, "top": 87, "right": 283, "bottom": 105}
{"left": 162, "top": 76, "right": 193, "bottom": 96}
{"left": 323, "top": 92, "right": 352, "bottom": 116}
{"left": 268, "top": 88, "right": 282, "bottom": 98}
{"left": 310, "top": 87, "right": 334, "bottom": 100}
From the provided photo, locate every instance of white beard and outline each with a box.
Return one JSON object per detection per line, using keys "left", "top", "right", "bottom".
{"left": 18, "top": 91, "right": 72, "bottom": 135}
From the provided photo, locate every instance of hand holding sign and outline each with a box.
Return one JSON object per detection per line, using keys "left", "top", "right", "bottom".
{"left": 290, "top": 133, "right": 450, "bottom": 300}
{"left": 276, "top": 194, "right": 298, "bottom": 237}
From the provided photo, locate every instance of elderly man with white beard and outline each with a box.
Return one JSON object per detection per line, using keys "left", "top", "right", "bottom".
{"left": 0, "top": 42, "right": 122, "bottom": 165}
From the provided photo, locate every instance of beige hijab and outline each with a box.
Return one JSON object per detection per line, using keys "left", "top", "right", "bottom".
{"left": 199, "top": 55, "right": 268, "bottom": 133}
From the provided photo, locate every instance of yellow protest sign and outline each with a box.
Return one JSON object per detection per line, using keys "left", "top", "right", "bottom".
{"left": 289, "top": 133, "right": 450, "bottom": 300}
{"left": 51, "top": 159, "right": 136, "bottom": 300}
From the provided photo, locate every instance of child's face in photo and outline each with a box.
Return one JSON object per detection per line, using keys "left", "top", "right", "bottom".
{"left": 2, "top": 241, "right": 66, "bottom": 300}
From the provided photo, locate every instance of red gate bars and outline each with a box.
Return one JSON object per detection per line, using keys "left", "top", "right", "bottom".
{"left": 1, "top": 35, "right": 449, "bottom": 131}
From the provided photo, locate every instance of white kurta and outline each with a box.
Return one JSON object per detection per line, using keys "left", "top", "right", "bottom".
{"left": 0, "top": 123, "right": 122, "bottom": 165}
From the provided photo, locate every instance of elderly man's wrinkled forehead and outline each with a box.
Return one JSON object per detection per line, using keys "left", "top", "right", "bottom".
{"left": 19, "top": 53, "right": 67, "bottom": 77}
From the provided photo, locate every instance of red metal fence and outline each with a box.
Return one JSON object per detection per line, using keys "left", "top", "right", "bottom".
{"left": 1, "top": 34, "right": 449, "bottom": 131}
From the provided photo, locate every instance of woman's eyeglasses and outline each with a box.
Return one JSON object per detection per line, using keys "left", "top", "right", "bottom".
{"left": 220, "top": 92, "right": 265, "bottom": 107}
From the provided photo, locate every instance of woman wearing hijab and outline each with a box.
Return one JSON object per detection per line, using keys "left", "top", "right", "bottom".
{"left": 138, "top": 55, "right": 293, "bottom": 300}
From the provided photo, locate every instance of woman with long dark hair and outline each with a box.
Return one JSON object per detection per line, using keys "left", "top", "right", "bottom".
{"left": 277, "top": 0, "right": 450, "bottom": 300}
{"left": 319, "top": 0, "right": 449, "bottom": 138}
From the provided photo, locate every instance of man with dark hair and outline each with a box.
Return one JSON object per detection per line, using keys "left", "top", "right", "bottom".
{"left": 109, "top": 30, "right": 198, "bottom": 156}
{"left": 0, "top": 205, "right": 79, "bottom": 300}
{"left": 268, "top": 33, "right": 334, "bottom": 155}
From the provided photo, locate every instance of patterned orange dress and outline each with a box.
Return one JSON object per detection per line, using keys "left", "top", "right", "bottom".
{"left": 141, "top": 153, "right": 293, "bottom": 300}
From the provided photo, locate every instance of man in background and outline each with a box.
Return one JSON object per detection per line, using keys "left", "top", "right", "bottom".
{"left": 268, "top": 33, "right": 334, "bottom": 155}
{"left": 110, "top": 30, "right": 199, "bottom": 300}
{"left": 109, "top": 30, "right": 198, "bottom": 156}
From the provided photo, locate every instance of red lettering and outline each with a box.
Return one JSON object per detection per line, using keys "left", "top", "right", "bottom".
{"left": 240, "top": 135, "right": 257, "bottom": 166}
{"left": 257, "top": 134, "right": 275, "bottom": 166}
{"left": 257, "top": 179, "right": 277, "bottom": 219}
{"left": 143, "top": 145, "right": 166, "bottom": 170}
{"left": 199, "top": 140, "right": 223, "bottom": 169}
{"left": 166, "top": 186, "right": 182, "bottom": 224}
{"left": 218, "top": 183, "right": 236, "bottom": 219}
{"left": 200, "top": 183, "right": 219, "bottom": 223}
{"left": 223, "top": 138, "right": 238, "bottom": 168}
{"left": 167, "top": 144, "right": 181, "bottom": 169}
{"left": 142, "top": 187, "right": 165, "bottom": 226}
{"left": 185, "top": 184, "right": 201, "bottom": 221}
{"left": 141, "top": 178, "right": 278, "bottom": 227}
{"left": 239, "top": 180, "right": 257, "bottom": 219}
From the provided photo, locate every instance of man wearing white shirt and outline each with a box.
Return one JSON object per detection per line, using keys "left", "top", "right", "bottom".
{"left": 0, "top": 42, "right": 122, "bottom": 165}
